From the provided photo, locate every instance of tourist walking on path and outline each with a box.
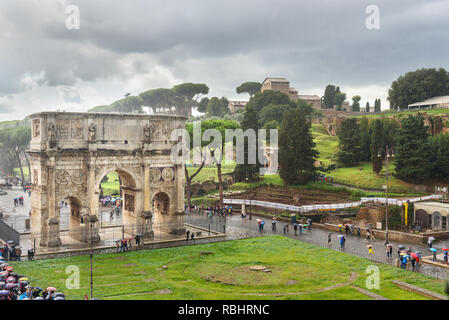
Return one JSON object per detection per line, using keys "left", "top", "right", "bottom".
{"left": 293, "top": 223, "right": 298, "bottom": 236}
{"left": 386, "top": 243, "right": 393, "bottom": 258}
{"left": 339, "top": 235, "right": 345, "bottom": 249}
{"left": 272, "top": 219, "right": 277, "bottom": 232}
{"left": 328, "top": 233, "right": 332, "bottom": 244}
{"left": 357, "top": 227, "right": 361, "bottom": 237}
{"left": 401, "top": 255, "right": 408, "bottom": 269}
{"left": 298, "top": 224, "right": 303, "bottom": 235}
{"left": 367, "top": 245, "right": 374, "bottom": 257}
{"left": 186, "top": 230, "right": 190, "bottom": 241}
{"left": 307, "top": 219, "right": 312, "bottom": 230}
{"left": 431, "top": 248, "right": 437, "bottom": 262}
{"left": 427, "top": 237, "right": 434, "bottom": 248}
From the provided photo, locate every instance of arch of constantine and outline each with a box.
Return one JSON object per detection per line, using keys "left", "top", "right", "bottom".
{"left": 28, "top": 112, "right": 186, "bottom": 247}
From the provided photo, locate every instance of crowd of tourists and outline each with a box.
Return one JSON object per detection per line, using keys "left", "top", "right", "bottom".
{"left": 100, "top": 195, "right": 122, "bottom": 208}
{"left": 186, "top": 204, "right": 233, "bottom": 217}
{"left": 0, "top": 251, "right": 64, "bottom": 300}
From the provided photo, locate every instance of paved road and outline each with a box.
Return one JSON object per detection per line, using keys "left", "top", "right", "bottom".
{"left": 192, "top": 213, "right": 449, "bottom": 280}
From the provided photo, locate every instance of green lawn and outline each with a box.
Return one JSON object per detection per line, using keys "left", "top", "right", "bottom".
{"left": 187, "top": 166, "right": 235, "bottom": 183}
{"left": 328, "top": 162, "right": 416, "bottom": 193}
{"left": 13, "top": 167, "right": 30, "bottom": 180}
{"left": 11, "top": 236, "right": 445, "bottom": 300}
{"left": 311, "top": 123, "right": 338, "bottom": 166}
{"left": 101, "top": 172, "right": 120, "bottom": 196}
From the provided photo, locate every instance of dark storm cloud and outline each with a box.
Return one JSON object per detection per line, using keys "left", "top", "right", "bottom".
{"left": 0, "top": 0, "right": 448, "bottom": 119}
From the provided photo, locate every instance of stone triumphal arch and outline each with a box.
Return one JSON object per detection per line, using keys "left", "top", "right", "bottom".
{"left": 28, "top": 112, "right": 186, "bottom": 247}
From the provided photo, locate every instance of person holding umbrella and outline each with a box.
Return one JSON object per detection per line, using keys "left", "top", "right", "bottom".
{"left": 415, "top": 252, "right": 422, "bottom": 270}
{"left": 400, "top": 252, "right": 408, "bottom": 269}
{"left": 430, "top": 248, "right": 437, "bottom": 262}
{"left": 385, "top": 243, "right": 393, "bottom": 258}
{"left": 428, "top": 237, "right": 435, "bottom": 248}
{"left": 367, "top": 245, "right": 374, "bottom": 256}
{"left": 339, "top": 235, "right": 345, "bottom": 249}
{"left": 410, "top": 253, "right": 419, "bottom": 270}
{"left": 443, "top": 248, "right": 449, "bottom": 264}
{"left": 397, "top": 245, "right": 405, "bottom": 258}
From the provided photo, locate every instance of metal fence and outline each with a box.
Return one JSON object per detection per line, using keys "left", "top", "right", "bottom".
{"left": 18, "top": 215, "right": 226, "bottom": 255}
{"left": 223, "top": 194, "right": 443, "bottom": 213}
{"left": 0, "top": 218, "right": 20, "bottom": 245}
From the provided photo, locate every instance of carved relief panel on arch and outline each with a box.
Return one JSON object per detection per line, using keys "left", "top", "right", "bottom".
{"left": 149, "top": 167, "right": 175, "bottom": 183}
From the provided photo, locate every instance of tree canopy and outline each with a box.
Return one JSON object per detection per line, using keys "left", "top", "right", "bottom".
{"left": 279, "top": 107, "right": 318, "bottom": 185}
{"left": 236, "top": 82, "right": 262, "bottom": 98}
{"left": 388, "top": 68, "right": 449, "bottom": 110}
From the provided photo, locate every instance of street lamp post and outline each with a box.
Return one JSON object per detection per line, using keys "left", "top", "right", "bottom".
{"left": 90, "top": 219, "right": 93, "bottom": 299}
{"left": 379, "top": 146, "right": 394, "bottom": 244}
{"left": 82, "top": 206, "right": 95, "bottom": 300}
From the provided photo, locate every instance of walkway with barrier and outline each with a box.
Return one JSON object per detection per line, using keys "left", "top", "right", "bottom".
{"left": 223, "top": 194, "right": 443, "bottom": 213}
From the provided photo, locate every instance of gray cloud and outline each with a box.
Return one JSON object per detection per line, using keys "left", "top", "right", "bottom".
{"left": 0, "top": 0, "right": 448, "bottom": 120}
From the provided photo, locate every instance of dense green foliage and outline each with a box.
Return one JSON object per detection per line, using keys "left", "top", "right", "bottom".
{"left": 279, "top": 107, "right": 318, "bottom": 185}
{"left": 351, "top": 95, "right": 361, "bottom": 112}
{"left": 0, "top": 126, "right": 31, "bottom": 182}
{"left": 374, "top": 99, "right": 381, "bottom": 113}
{"left": 370, "top": 119, "right": 384, "bottom": 174}
{"left": 236, "top": 82, "right": 262, "bottom": 98}
{"left": 394, "top": 114, "right": 434, "bottom": 183}
{"left": 336, "top": 118, "right": 362, "bottom": 167}
{"left": 388, "top": 68, "right": 449, "bottom": 110}
{"left": 88, "top": 83, "right": 209, "bottom": 117}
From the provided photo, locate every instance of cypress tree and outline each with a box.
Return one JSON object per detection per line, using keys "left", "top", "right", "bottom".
{"left": 370, "top": 119, "right": 384, "bottom": 174}
{"left": 336, "top": 118, "right": 362, "bottom": 167}
{"left": 359, "top": 117, "right": 371, "bottom": 161}
{"left": 279, "top": 107, "right": 318, "bottom": 185}
{"left": 394, "top": 114, "right": 434, "bottom": 183}
{"left": 234, "top": 104, "right": 261, "bottom": 182}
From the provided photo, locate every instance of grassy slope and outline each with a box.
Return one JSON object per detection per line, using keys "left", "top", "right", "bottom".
{"left": 311, "top": 123, "right": 338, "bottom": 166}
{"left": 310, "top": 123, "right": 419, "bottom": 193}
{"left": 13, "top": 167, "right": 30, "bottom": 180}
{"left": 186, "top": 166, "right": 235, "bottom": 183}
{"left": 101, "top": 171, "right": 120, "bottom": 196}
{"left": 11, "top": 236, "right": 444, "bottom": 300}
{"left": 328, "top": 162, "right": 416, "bottom": 193}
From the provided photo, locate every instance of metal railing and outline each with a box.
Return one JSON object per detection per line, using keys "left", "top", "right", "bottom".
{"left": 223, "top": 195, "right": 443, "bottom": 213}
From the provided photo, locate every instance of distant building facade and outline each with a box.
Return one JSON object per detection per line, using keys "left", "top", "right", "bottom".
{"left": 333, "top": 101, "right": 351, "bottom": 112}
{"left": 261, "top": 77, "right": 322, "bottom": 109}
{"left": 298, "top": 95, "right": 322, "bottom": 109}
{"left": 408, "top": 95, "right": 449, "bottom": 110}
{"left": 227, "top": 100, "right": 248, "bottom": 114}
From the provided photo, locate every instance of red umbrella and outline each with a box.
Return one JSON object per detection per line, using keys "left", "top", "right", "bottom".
{"left": 47, "top": 287, "right": 57, "bottom": 292}
{"left": 4, "top": 266, "right": 13, "bottom": 271}
{"left": 442, "top": 248, "right": 449, "bottom": 251}
{"left": 410, "top": 253, "right": 418, "bottom": 259}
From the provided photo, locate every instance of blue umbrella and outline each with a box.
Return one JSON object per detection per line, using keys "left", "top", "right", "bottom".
{"left": 0, "top": 290, "right": 9, "bottom": 295}
{"left": 430, "top": 248, "right": 437, "bottom": 252}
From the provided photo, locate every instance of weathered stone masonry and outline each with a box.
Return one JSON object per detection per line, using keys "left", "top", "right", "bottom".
{"left": 28, "top": 112, "right": 186, "bottom": 247}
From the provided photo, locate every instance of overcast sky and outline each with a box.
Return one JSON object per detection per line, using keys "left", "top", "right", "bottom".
{"left": 0, "top": 0, "right": 448, "bottom": 121}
